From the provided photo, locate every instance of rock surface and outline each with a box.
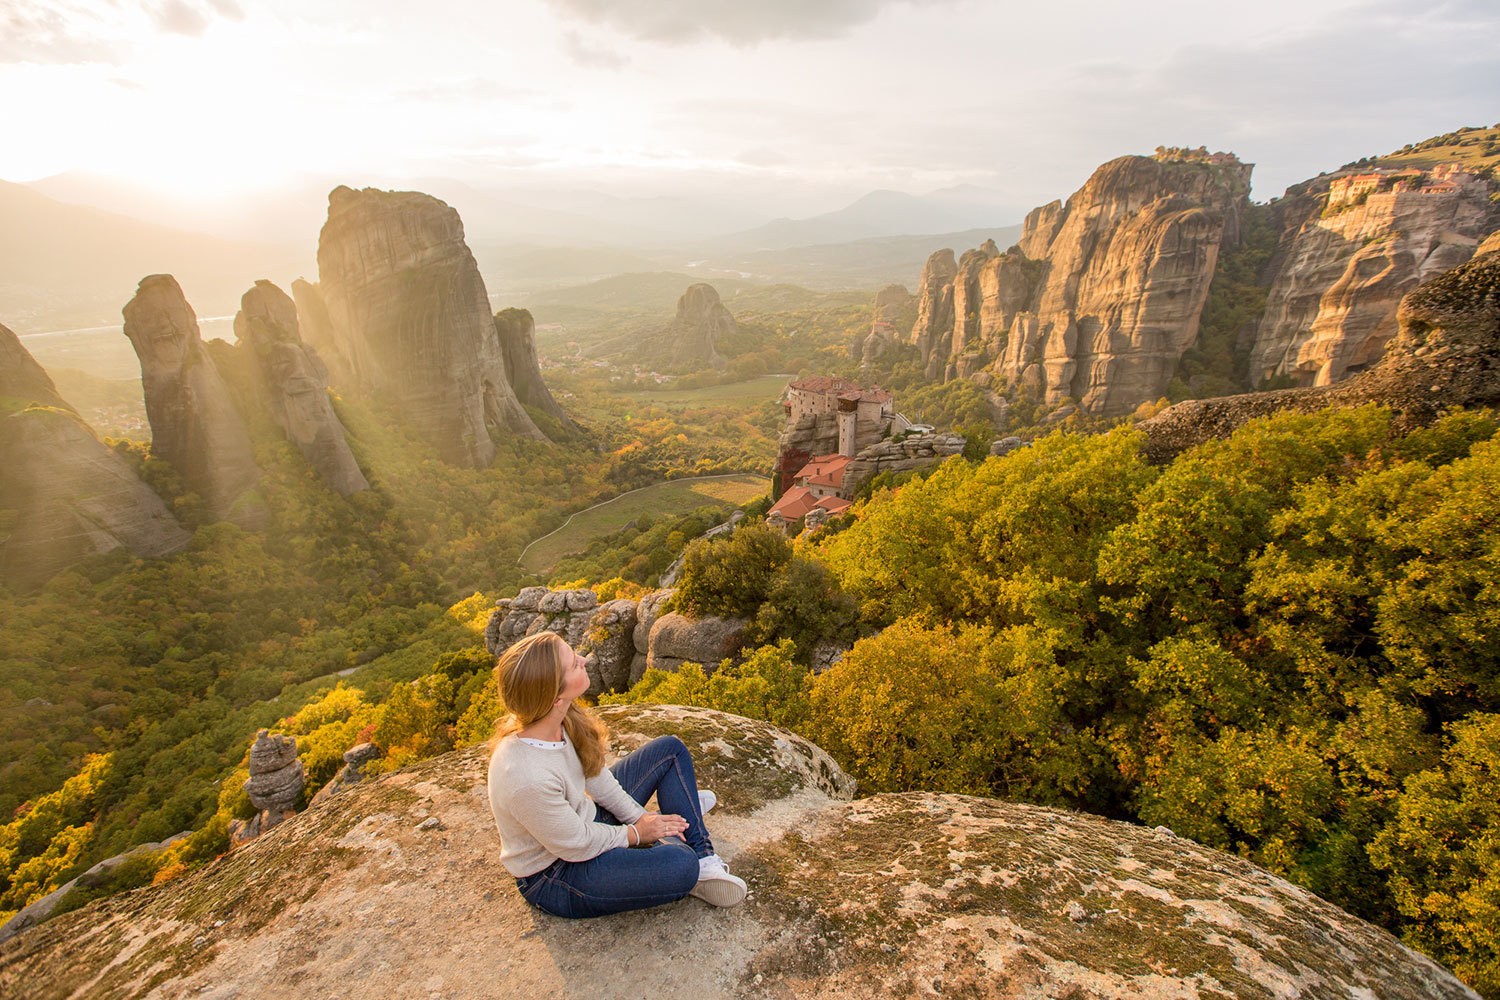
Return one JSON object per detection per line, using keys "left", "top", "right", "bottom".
{"left": 1250, "top": 167, "right": 1497, "bottom": 386}
{"left": 485, "top": 587, "right": 646, "bottom": 697}
{"left": 313, "top": 186, "right": 543, "bottom": 467}
{"left": 233, "top": 280, "right": 369, "bottom": 496}
{"left": 492, "top": 308, "right": 579, "bottom": 433}
{"left": 122, "top": 275, "right": 265, "bottom": 525}
{"left": 0, "top": 706, "right": 1475, "bottom": 1000}
{"left": 1141, "top": 246, "right": 1500, "bottom": 462}
{"left": 0, "top": 323, "right": 190, "bottom": 589}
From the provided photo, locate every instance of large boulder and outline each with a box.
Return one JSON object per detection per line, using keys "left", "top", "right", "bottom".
{"left": 582, "top": 599, "right": 637, "bottom": 696}
{"left": 630, "top": 588, "right": 676, "bottom": 685}
{"left": 233, "top": 280, "right": 369, "bottom": 496}
{"left": 0, "top": 707, "right": 1474, "bottom": 999}
{"left": 646, "top": 612, "right": 749, "bottom": 676}
{"left": 227, "top": 730, "right": 306, "bottom": 849}
{"left": 121, "top": 274, "right": 266, "bottom": 526}
{"left": 485, "top": 587, "right": 599, "bottom": 655}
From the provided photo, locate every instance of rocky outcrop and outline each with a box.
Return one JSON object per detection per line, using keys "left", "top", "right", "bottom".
{"left": 307, "top": 742, "right": 382, "bottom": 808}
{"left": 841, "top": 431, "right": 967, "bottom": 495}
{"left": 228, "top": 730, "right": 306, "bottom": 849}
{"left": 1140, "top": 246, "right": 1500, "bottom": 462}
{"left": 859, "top": 284, "right": 913, "bottom": 366}
{"left": 233, "top": 280, "right": 369, "bottom": 496}
{"left": 2, "top": 707, "right": 1475, "bottom": 999}
{"left": 313, "top": 186, "right": 543, "bottom": 467}
{"left": 913, "top": 152, "right": 1252, "bottom": 416}
{"left": 631, "top": 588, "right": 675, "bottom": 685}
{"left": 492, "top": 308, "right": 578, "bottom": 433}
{"left": 485, "top": 587, "right": 640, "bottom": 697}
{"left": 122, "top": 275, "right": 265, "bottom": 526}
{"left": 665, "top": 283, "right": 735, "bottom": 369}
{"left": 288, "top": 278, "right": 352, "bottom": 388}
{"left": 1250, "top": 166, "right": 1496, "bottom": 386}
{"left": 646, "top": 612, "right": 748, "bottom": 675}
{"left": 0, "top": 323, "right": 190, "bottom": 589}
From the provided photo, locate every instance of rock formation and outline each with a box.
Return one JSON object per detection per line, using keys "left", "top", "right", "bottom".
{"left": 122, "top": 275, "right": 265, "bottom": 526}
{"left": 307, "top": 742, "right": 382, "bottom": 808}
{"left": 226, "top": 730, "right": 306, "bottom": 848}
{"left": 841, "top": 431, "right": 967, "bottom": 495}
{"left": 646, "top": 612, "right": 748, "bottom": 675}
{"left": 233, "top": 280, "right": 369, "bottom": 496}
{"left": 911, "top": 152, "right": 1253, "bottom": 416}
{"left": 483, "top": 586, "right": 756, "bottom": 695}
{"left": 665, "top": 283, "right": 735, "bottom": 369}
{"left": 0, "top": 322, "right": 190, "bottom": 589}
{"left": 312, "top": 186, "right": 543, "bottom": 467}
{"left": 288, "top": 278, "right": 352, "bottom": 388}
{"left": 1140, "top": 243, "right": 1500, "bottom": 462}
{"left": 1, "top": 706, "right": 1476, "bottom": 999}
{"left": 492, "top": 308, "right": 579, "bottom": 434}
{"left": 1250, "top": 165, "right": 1497, "bottom": 386}
{"left": 859, "top": 284, "right": 914, "bottom": 366}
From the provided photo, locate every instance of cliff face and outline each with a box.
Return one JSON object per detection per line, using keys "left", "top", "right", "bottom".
{"left": 0, "top": 706, "right": 1475, "bottom": 999}
{"left": 1141, "top": 242, "right": 1500, "bottom": 461}
{"left": 312, "top": 186, "right": 542, "bottom": 467}
{"left": 1249, "top": 168, "right": 1497, "bottom": 386}
{"left": 233, "top": 281, "right": 369, "bottom": 496}
{"left": 913, "top": 153, "right": 1252, "bottom": 416}
{"left": 492, "top": 308, "right": 578, "bottom": 433}
{"left": 121, "top": 275, "right": 265, "bottom": 526}
{"left": 0, "top": 322, "right": 189, "bottom": 589}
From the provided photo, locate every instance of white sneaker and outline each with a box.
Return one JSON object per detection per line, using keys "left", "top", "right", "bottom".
{"left": 690, "top": 854, "right": 746, "bottom": 907}
{"left": 698, "top": 789, "right": 717, "bottom": 816}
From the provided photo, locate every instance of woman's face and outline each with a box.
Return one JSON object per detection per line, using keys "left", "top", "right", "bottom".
{"left": 556, "top": 641, "right": 590, "bottom": 705}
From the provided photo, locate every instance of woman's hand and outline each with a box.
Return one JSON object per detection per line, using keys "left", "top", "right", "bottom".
{"left": 632, "top": 811, "right": 688, "bottom": 845}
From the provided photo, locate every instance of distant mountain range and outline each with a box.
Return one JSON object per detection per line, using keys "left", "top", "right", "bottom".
{"left": 7, "top": 175, "right": 1023, "bottom": 332}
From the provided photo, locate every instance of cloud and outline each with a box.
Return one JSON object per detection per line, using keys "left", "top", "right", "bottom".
{"left": 154, "top": 0, "right": 210, "bottom": 36}
{"left": 0, "top": 3, "right": 120, "bottom": 64}
{"left": 544, "top": 0, "right": 951, "bottom": 45}
{"left": 0, "top": 0, "right": 246, "bottom": 64}
{"left": 560, "top": 30, "right": 629, "bottom": 70}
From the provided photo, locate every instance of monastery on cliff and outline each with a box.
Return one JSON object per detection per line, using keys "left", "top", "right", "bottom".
{"left": 768, "top": 376, "right": 896, "bottom": 531}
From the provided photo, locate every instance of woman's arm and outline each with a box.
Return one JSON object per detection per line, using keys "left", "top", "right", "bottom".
{"left": 510, "top": 778, "right": 631, "bottom": 862}
{"left": 585, "top": 767, "right": 647, "bottom": 824}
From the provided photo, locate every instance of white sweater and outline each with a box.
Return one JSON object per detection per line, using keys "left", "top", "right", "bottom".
{"left": 487, "top": 734, "right": 647, "bottom": 877}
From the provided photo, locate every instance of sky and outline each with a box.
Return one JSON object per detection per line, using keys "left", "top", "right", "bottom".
{"left": 3, "top": 0, "right": 1498, "bottom": 227}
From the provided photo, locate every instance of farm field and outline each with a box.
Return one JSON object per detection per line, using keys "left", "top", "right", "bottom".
{"left": 625, "top": 374, "right": 790, "bottom": 408}
{"left": 520, "top": 473, "right": 770, "bottom": 573}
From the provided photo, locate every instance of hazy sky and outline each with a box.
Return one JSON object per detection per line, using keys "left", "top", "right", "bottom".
{"left": 3, "top": 0, "right": 1498, "bottom": 218}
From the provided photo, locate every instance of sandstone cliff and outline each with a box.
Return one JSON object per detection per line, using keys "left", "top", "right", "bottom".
{"left": 911, "top": 153, "right": 1252, "bottom": 416}
{"left": 0, "top": 706, "right": 1475, "bottom": 999}
{"left": 0, "top": 323, "right": 190, "bottom": 589}
{"left": 492, "top": 307, "right": 579, "bottom": 434}
{"left": 1249, "top": 166, "right": 1497, "bottom": 386}
{"left": 1141, "top": 241, "right": 1500, "bottom": 462}
{"left": 233, "top": 280, "right": 369, "bottom": 497}
{"left": 121, "top": 275, "right": 266, "bottom": 527}
{"left": 312, "top": 186, "right": 543, "bottom": 467}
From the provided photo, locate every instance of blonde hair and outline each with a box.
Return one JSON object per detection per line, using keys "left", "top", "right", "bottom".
{"left": 489, "top": 631, "right": 608, "bottom": 776}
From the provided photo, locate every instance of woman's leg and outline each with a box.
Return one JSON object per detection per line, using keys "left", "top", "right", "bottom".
{"left": 516, "top": 840, "right": 698, "bottom": 919}
{"left": 607, "top": 735, "right": 714, "bottom": 857}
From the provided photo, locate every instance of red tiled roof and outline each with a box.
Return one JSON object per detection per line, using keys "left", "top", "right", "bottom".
{"left": 795, "top": 454, "right": 851, "bottom": 489}
{"left": 767, "top": 486, "right": 820, "bottom": 521}
{"left": 815, "top": 496, "right": 852, "bottom": 514}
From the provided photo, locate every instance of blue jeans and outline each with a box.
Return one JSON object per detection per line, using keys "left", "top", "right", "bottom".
{"left": 515, "top": 735, "right": 716, "bottom": 918}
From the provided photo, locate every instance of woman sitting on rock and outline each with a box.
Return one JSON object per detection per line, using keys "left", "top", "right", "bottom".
{"left": 486, "top": 630, "right": 746, "bottom": 918}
